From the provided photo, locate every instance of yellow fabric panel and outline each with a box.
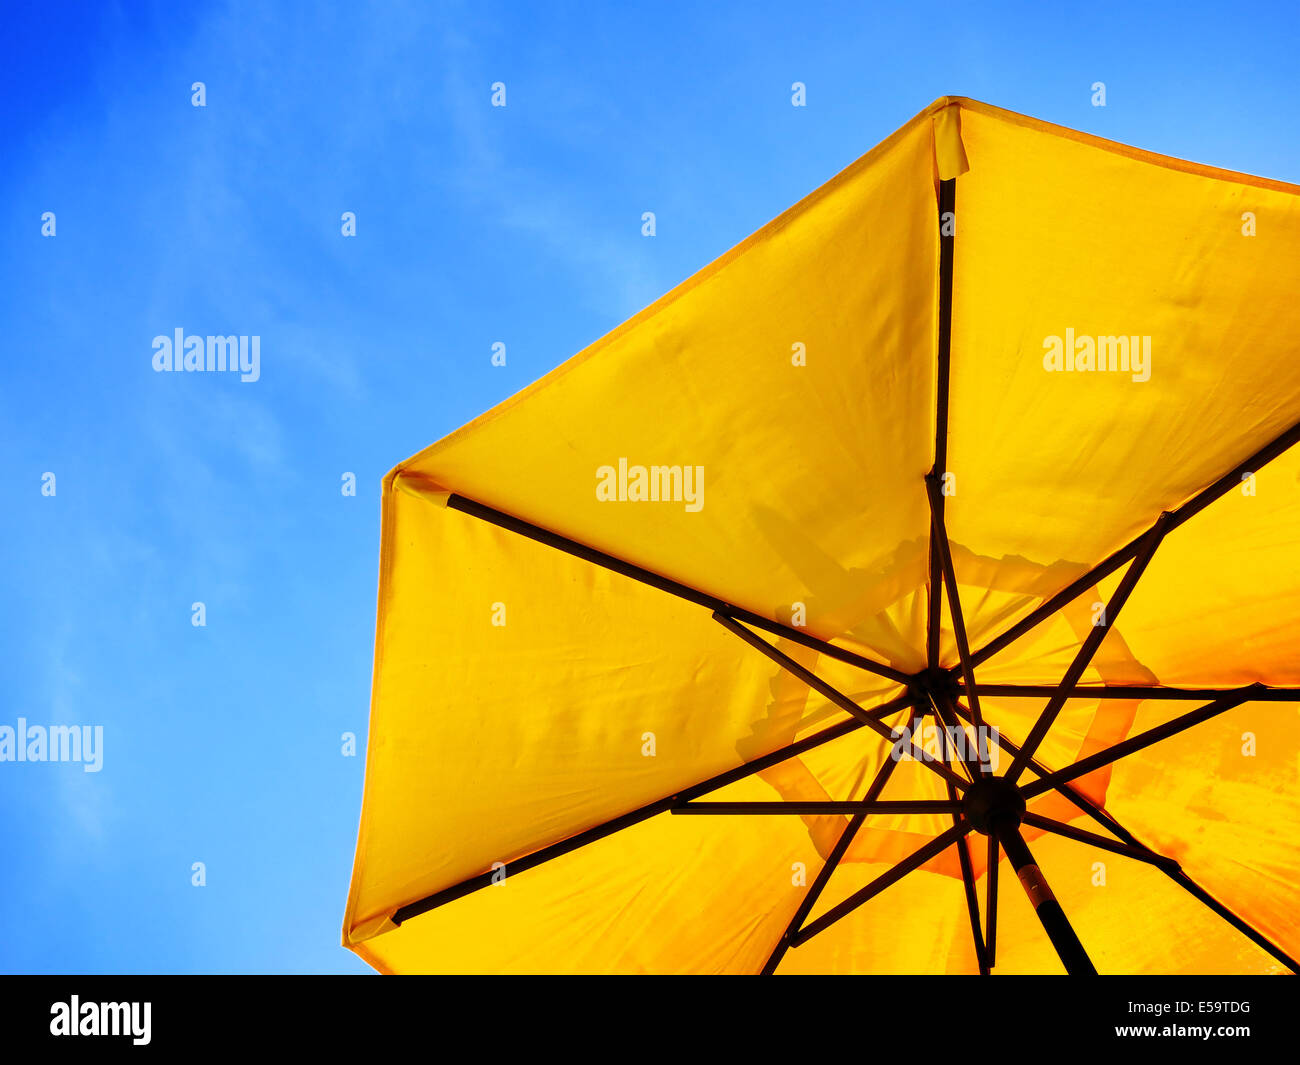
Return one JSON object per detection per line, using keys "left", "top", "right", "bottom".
{"left": 352, "top": 775, "right": 831, "bottom": 975}
{"left": 965, "top": 446, "right": 1300, "bottom": 688}
{"left": 395, "top": 107, "right": 942, "bottom": 672}
{"left": 1092, "top": 447, "right": 1300, "bottom": 686}
{"left": 947, "top": 100, "right": 1300, "bottom": 664}
{"left": 343, "top": 477, "right": 899, "bottom": 940}
{"left": 777, "top": 861, "right": 976, "bottom": 974}
{"left": 972, "top": 572, "right": 1133, "bottom": 687}
{"left": 1103, "top": 699, "right": 1300, "bottom": 967}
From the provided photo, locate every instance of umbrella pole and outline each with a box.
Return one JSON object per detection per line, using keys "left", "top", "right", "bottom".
{"left": 991, "top": 815, "right": 1097, "bottom": 975}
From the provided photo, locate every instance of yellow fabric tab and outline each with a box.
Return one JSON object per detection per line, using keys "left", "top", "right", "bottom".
{"left": 346, "top": 912, "right": 398, "bottom": 945}
{"left": 394, "top": 471, "right": 450, "bottom": 508}
{"left": 933, "top": 103, "right": 970, "bottom": 179}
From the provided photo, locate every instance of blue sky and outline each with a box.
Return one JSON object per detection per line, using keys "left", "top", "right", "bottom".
{"left": 1, "top": 1, "right": 1297, "bottom": 974}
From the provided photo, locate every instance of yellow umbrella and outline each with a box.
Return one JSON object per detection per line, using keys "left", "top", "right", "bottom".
{"left": 343, "top": 97, "right": 1300, "bottom": 974}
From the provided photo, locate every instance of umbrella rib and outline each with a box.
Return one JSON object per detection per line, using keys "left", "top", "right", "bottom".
{"left": 389, "top": 691, "right": 913, "bottom": 926}
{"left": 950, "top": 700, "right": 1300, "bottom": 973}
{"left": 672, "top": 800, "right": 962, "bottom": 815}
{"left": 916, "top": 174, "right": 966, "bottom": 703}
{"left": 713, "top": 611, "right": 969, "bottom": 791}
{"left": 954, "top": 821, "right": 990, "bottom": 975}
{"left": 1020, "top": 812, "right": 1181, "bottom": 873}
{"left": 965, "top": 416, "right": 1300, "bottom": 673}
{"left": 791, "top": 821, "right": 972, "bottom": 946}
{"left": 945, "top": 695, "right": 1010, "bottom": 970}
{"left": 442, "top": 492, "right": 912, "bottom": 685}
{"left": 759, "top": 707, "right": 925, "bottom": 975}
{"left": 1006, "top": 514, "right": 1171, "bottom": 784}
{"left": 763, "top": 812, "right": 866, "bottom": 974}
{"left": 934, "top": 703, "right": 990, "bottom": 973}
{"left": 1020, "top": 685, "right": 1262, "bottom": 800}
{"left": 927, "top": 177, "right": 957, "bottom": 672}
{"left": 927, "top": 521, "right": 942, "bottom": 671}
{"left": 973, "top": 683, "right": 1300, "bottom": 701}
{"left": 928, "top": 688, "right": 988, "bottom": 782}
{"left": 925, "top": 473, "right": 986, "bottom": 737}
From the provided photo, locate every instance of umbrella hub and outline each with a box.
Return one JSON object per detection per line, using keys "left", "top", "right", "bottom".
{"left": 962, "top": 777, "right": 1026, "bottom": 835}
{"left": 908, "top": 667, "right": 962, "bottom": 704}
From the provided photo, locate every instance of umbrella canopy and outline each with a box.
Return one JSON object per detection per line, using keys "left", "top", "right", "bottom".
{"left": 343, "top": 97, "right": 1300, "bottom": 974}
